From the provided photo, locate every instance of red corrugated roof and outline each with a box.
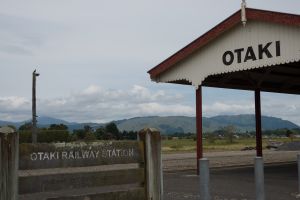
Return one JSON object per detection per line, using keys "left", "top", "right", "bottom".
{"left": 148, "top": 8, "right": 300, "bottom": 79}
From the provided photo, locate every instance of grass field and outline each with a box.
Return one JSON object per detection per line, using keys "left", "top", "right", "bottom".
{"left": 162, "top": 137, "right": 300, "bottom": 153}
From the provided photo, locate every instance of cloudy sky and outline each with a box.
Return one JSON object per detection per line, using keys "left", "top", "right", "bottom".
{"left": 1, "top": 0, "right": 300, "bottom": 124}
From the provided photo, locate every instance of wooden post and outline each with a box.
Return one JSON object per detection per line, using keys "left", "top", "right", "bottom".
{"left": 0, "top": 127, "right": 19, "bottom": 200}
{"left": 139, "top": 128, "right": 163, "bottom": 200}
{"left": 196, "top": 86, "right": 203, "bottom": 174}
{"left": 255, "top": 89, "right": 263, "bottom": 157}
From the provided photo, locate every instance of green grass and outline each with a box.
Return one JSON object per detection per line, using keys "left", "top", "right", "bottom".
{"left": 162, "top": 139, "right": 196, "bottom": 152}
{"left": 162, "top": 137, "right": 300, "bottom": 153}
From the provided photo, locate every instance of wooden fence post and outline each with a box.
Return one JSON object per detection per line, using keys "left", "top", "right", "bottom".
{"left": 0, "top": 127, "right": 19, "bottom": 200}
{"left": 139, "top": 128, "right": 163, "bottom": 200}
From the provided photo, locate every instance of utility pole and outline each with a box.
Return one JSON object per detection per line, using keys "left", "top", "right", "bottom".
{"left": 32, "top": 69, "right": 39, "bottom": 143}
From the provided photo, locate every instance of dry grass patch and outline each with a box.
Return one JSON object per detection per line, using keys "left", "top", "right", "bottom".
{"left": 162, "top": 138, "right": 300, "bottom": 153}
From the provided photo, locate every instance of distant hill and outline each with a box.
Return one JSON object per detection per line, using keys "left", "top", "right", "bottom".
{"left": 37, "top": 116, "right": 70, "bottom": 125}
{"left": 0, "top": 120, "right": 23, "bottom": 128}
{"left": 115, "top": 115, "right": 299, "bottom": 134}
{"left": 0, "top": 116, "right": 69, "bottom": 128}
{"left": 0, "top": 115, "right": 299, "bottom": 134}
{"left": 0, "top": 116, "right": 104, "bottom": 132}
{"left": 208, "top": 115, "right": 298, "bottom": 131}
{"left": 114, "top": 116, "right": 195, "bottom": 134}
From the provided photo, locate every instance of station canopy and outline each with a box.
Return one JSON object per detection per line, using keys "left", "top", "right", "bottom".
{"left": 148, "top": 8, "right": 300, "bottom": 94}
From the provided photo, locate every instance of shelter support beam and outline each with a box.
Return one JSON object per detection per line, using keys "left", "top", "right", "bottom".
{"left": 255, "top": 89, "right": 263, "bottom": 157}
{"left": 196, "top": 86, "right": 203, "bottom": 174}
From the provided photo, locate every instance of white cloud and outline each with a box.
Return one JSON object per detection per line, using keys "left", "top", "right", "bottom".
{"left": 137, "top": 103, "right": 194, "bottom": 116}
{"left": 0, "top": 85, "right": 192, "bottom": 123}
{"left": 0, "top": 96, "right": 30, "bottom": 109}
{"left": 202, "top": 96, "right": 300, "bottom": 125}
{"left": 82, "top": 85, "right": 102, "bottom": 95}
{"left": 261, "top": 94, "right": 300, "bottom": 125}
{"left": 0, "top": 86, "right": 300, "bottom": 126}
{"left": 203, "top": 101, "right": 255, "bottom": 116}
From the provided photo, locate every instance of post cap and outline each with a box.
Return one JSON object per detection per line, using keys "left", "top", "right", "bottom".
{"left": 138, "top": 127, "right": 161, "bottom": 141}
{"left": 0, "top": 126, "right": 16, "bottom": 136}
{"left": 139, "top": 127, "right": 160, "bottom": 133}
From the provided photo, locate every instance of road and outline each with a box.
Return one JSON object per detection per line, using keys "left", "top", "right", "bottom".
{"left": 164, "top": 162, "right": 298, "bottom": 200}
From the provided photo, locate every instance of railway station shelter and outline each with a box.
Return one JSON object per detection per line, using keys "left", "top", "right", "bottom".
{"left": 148, "top": 7, "right": 300, "bottom": 197}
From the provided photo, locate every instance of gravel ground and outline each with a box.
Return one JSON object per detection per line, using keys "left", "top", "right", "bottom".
{"left": 277, "top": 142, "right": 300, "bottom": 151}
{"left": 164, "top": 163, "right": 299, "bottom": 200}
{"left": 162, "top": 150, "right": 300, "bottom": 171}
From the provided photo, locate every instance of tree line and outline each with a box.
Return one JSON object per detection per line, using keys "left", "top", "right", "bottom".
{"left": 2, "top": 122, "right": 299, "bottom": 144}
{"left": 165, "top": 125, "right": 300, "bottom": 144}
{"left": 15, "top": 122, "right": 137, "bottom": 143}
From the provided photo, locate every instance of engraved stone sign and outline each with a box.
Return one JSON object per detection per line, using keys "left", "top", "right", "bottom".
{"left": 19, "top": 141, "right": 144, "bottom": 170}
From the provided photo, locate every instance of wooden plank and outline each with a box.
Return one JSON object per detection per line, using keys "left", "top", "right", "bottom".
{"left": 19, "top": 184, "right": 144, "bottom": 200}
{"left": 0, "top": 127, "right": 19, "bottom": 200}
{"left": 19, "top": 163, "right": 140, "bottom": 177}
{"left": 19, "top": 141, "right": 144, "bottom": 170}
{"left": 46, "top": 188, "right": 145, "bottom": 200}
{"left": 0, "top": 136, "right": 2, "bottom": 200}
{"left": 9, "top": 132, "right": 19, "bottom": 200}
{"left": 19, "top": 168, "right": 144, "bottom": 194}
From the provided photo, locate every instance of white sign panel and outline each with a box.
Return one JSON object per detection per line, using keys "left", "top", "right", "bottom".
{"left": 158, "top": 21, "right": 300, "bottom": 88}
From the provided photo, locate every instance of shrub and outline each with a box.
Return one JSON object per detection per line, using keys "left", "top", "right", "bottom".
{"left": 19, "top": 130, "right": 70, "bottom": 143}
{"left": 223, "top": 125, "right": 236, "bottom": 144}
{"left": 38, "top": 130, "right": 70, "bottom": 143}
{"left": 206, "top": 133, "right": 217, "bottom": 144}
{"left": 84, "top": 132, "right": 97, "bottom": 141}
{"left": 19, "top": 131, "right": 32, "bottom": 143}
